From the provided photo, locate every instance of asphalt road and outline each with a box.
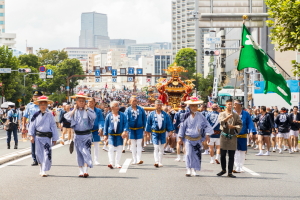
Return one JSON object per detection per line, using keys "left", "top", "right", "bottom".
{"left": 1, "top": 140, "right": 300, "bottom": 200}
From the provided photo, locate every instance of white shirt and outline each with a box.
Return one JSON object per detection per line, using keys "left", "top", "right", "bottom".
{"left": 157, "top": 113, "right": 163, "bottom": 129}
{"left": 113, "top": 115, "right": 119, "bottom": 132}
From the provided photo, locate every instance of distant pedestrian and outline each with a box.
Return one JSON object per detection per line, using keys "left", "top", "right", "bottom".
{"left": 5, "top": 103, "right": 19, "bottom": 149}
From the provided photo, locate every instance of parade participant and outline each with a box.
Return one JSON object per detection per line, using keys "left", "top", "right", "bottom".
{"left": 124, "top": 96, "right": 147, "bottom": 165}
{"left": 217, "top": 100, "right": 242, "bottom": 178}
{"left": 206, "top": 104, "right": 221, "bottom": 164}
{"left": 288, "top": 106, "right": 300, "bottom": 152}
{"left": 233, "top": 99, "right": 256, "bottom": 173}
{"left": 271, "top": 110, "right": 279, "bottom": 152}
{"left": 28, "top": 96, "right": 59, "bottom": 177}
{"left": 103, "top": 101, "right": 128, "bottom": 169}
{"left": 5, "top": 103, "right": 19, "bottom": 149}
{"left": 275, "top": 107, "right": 292, "bottom": 154}
{"left": 88, "top": 98, "right": 105, "bottom": 165}
{"left": 22, "top": 90, "right": 44, "bottom": 166}
{"left": 253, "top": 106, "right": 275, "bottom": 156}
{"left": 145, "top": 99, "right": 174, "bottom": 167}
{"left": 173, "top": 102, "right": 187, "bottom": 162}
{"left": 59, "top": 105, "right": 73, "bottom": 144}
{"left": 64, "top": 92, "right": 96, "bottom": 177}
{"left": 178, "top": 97, "right": 214, "bottom": 176}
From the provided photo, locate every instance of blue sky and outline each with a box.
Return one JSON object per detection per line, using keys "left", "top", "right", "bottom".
{"left": 6, "top": 0, "right": 172, "bottom": 52}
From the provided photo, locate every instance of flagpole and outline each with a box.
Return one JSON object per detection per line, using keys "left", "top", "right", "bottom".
{"left": 231, "top": 15, "right": 247, "bottom": 115}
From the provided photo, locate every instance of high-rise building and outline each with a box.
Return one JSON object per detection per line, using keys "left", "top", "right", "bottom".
{"left": 110, "top": 39, "right": 136, "bottom": 48}
{"left": 171, "top": 0, "right": 207, "bottom": 74}
{"left": 0, "top": 0, "right": 4, "bottom": 33}
{"left": 79, "top": 12, "right": 110, "bottom": 49}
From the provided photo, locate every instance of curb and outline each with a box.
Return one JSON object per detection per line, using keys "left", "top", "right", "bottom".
{"left": 0, "top": 148, "right": 32, "bottom": 165}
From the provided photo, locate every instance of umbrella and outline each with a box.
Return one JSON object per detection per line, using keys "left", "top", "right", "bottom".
{"left": 1, "top": 102, "right": 15, "bottom": 108}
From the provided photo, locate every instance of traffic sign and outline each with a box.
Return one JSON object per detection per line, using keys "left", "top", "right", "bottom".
{"left": 95, "top": 78, "right": 100, "bottom": 83}
{"left": 112, "top": 78, "right": 117, "bottom": 82}
{"left": 66, "top": 86, "right": 70, "bottom": 91}
{"left": 39, "top": 72, "right": 46, "bottom": 79}
{"left": 102, "top": 69, "right": 106, "bottom": 74}
{"left": 88, "top": 70, "right": 92, "bottom": 74}
{"left": 212, "top": 77, "right": 218, "bottom": 98}
{"left": 206, "top": 37, "right": 221, "bottom": 44}
{"left": 112, "top": 69, "right": 117, "bottom": 77}
{"left": 39, "top": 66, "right": 46, "bottom": 72}
{"left": 32, "top": 84, "right": 37, "bottom": 89}
{"left": 95, "top": 67, "right": 100, "bottom": 78}
{"left": 107, "top": 66, "right": 112, "bottom": 71}
{"left": 128, "top": 67, "right": 134, "bottom": 75}
{"left": 0, "top": 68, "right": 11, "bottom": 73}
{"left": 46, "top": 69, "right": 53, "bottom": 76}
{"left": 146, "top": 78, "right": 151, "bottom": 83}
{"left": 127, "top": 77, "right": 134, "bottom": 82}
{"left": 47, "top": 75, "right": 53, "bottom": 78}
{"left": 137, "top": 68, "right": 143, "bottom": 75}
{"left": 17, "top": 99, "right": 22, "bottom": 102}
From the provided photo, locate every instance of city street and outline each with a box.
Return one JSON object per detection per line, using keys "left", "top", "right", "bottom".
{"left": 0, "top": 133, "right": 300, "bottom": 200}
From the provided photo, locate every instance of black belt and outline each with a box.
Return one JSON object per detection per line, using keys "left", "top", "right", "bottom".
{"left": 36, "top": 131, "right": 52, "bottom": 138}
{"left": 75, "top": 130, "right": 91, "bottom": 135}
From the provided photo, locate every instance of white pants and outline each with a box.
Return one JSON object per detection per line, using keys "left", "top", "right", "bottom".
{"left": 93, "top": 142, "right": 99, "bottom": 162}
{"left": 131, "top": 139, "right": 143, "bottom": 163}
{"left": 108, "top": 145, "right": 123, "bottom": 166}
{"left": 234, "top": 150, "right": 246, "bottom": 170}
{"left": 154, "top": 141, "right": 164, "bottom": 164}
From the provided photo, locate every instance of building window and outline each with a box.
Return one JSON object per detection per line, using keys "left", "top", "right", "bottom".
{"left": 0, "top": 21, "right": 4, "bottom": 25}
{"left": 0, "top": 13, "right": 4, "bottom": 17}
{"left": 0, "top": 5, "right": 4, "bottom": 8}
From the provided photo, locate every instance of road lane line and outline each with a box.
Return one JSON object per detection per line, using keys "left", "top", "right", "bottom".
{"left": 119, "top": 158, "right": 132, "bottom": 173}
{"left": 242, "top": 166, "right": 260, "bottom": 176}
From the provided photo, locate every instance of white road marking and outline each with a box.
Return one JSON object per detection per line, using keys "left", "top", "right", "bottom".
{"left": 119, "top": 158, "right": 132, "bottom": 173}
{"left": 242, "top": 166, "right": 260, "bottom": 176}
{"left": 0, "top": 144, "right": 64, "bottom": 169}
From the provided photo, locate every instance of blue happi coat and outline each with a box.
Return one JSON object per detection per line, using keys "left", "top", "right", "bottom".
{"left": 124, "top": 106, "right": 147, "bottom": 140}
{"left": 91, "top": 107, "right": 105, "bottom": 142}
{"left": 145, "top": 110, "right": 174, "bottom": 145}
{"left": 103, "top": 112, "right": 128, "bottom": 147}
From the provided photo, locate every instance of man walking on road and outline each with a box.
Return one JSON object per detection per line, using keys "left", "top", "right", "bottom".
{"left": 217, "top": 100, "right": 242, "bottom": 178}
{"left": 288, "top": 106, "right": 300, "bottom": 152}
{"left": 124, "top": 96, "right": 147, "bottom": 165}
{"left": 22, "top": 90, "right": 43, "bottom": 166}
{"left": 64, "top": 92, "right": 96, "bottom": 178}
{"left": 5, "top": 103, "right": 19, "bottom": 149}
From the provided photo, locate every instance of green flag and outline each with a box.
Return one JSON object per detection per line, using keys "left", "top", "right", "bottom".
{"left": 237, "top": 24, "right": 292, "bottom": 105}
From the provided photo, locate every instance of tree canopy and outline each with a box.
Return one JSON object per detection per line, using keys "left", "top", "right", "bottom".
{"left": 174, "top": 48, "right": 196, "bottom": 79}
{"left": 36, "top": 48, "right": 68, "bottom": 66}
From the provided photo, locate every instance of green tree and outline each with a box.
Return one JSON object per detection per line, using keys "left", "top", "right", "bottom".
{"left": 0, "top": 46, "right": 21, "bottom": 102}
{"left": 265, "top": 0, "right": 300, "bottom": 52}
{"left": 194, "top": 72, "right": 214, "bottom": 103}
{"left": 36, "top": 48, "right": 68, "bottom": 66}
{"left": 174, "top": 48, "right": 196, "bottom": 79}
{"left": 18, "top": 54, "right": 40, "bottom": 70}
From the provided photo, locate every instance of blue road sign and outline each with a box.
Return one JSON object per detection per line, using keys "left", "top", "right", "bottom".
{"left": 46, "top": 69, "right": 53, "bottom": 76}
{"left": 88, "top": 70, "right": 92, "bottom": 74}
{"left": 137, "top": 69, "right": 143, "bottom": 75}
{"left": 95, "top": 67, "right": 101, "bottom": 78}
{"left": 128, "top": 67, "right": 134, "bottom": 75}
{"left": 95, "top": 78, "right": 100, "bottom": 82}
{"left": 112, "top": 69, "right": 117, "bottom": 77}
{"left": 112, "top": 78, "right": 117, "bottom": 82}
{"left": 39, "top": 66, "right": 46, "bottom": 72}
{"left": 127, "top": 77, "right": 133, "bottom": 82}
{"left": 107, "top": 66, "right": 112, "bottom": 71}
{"left": 66, "top": 86, "right": 70, "bottom": 91}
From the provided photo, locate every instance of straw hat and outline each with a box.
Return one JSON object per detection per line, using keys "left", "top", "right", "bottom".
{"left": 71, "top": 91, "right": 90, "bottom": 99}
{"left": 184, "top": 96, "right": 204, "bottom": 105}
{"left": 34, "top": 96, "right": 54, "bottom": 105}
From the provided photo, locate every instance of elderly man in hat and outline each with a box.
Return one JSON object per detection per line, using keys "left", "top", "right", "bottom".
{"left": 145, "top": 99, "right": 174, "bottom": 168}
{"left": 22, "top": 90, "right": 44, "bottom": 166}
{"left": 178, "top": 97, "right": 214, "bottom": 177}
{"left": 28, "top": 96, "right": 59, "bottom": 177}
{"left": 64, "top": 92, "right": 96, "bottom": 177}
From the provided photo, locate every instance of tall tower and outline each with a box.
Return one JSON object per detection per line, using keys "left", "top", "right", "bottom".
{"left": 0, "top": 0, "right": 5, "bottom": 33}
{"left": 79, "top": 12, "right": 110, "bottom": 49}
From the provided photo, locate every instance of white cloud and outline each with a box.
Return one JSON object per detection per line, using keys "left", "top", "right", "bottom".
{"left": 5, "top": 0, "right": 172, "bottom": 52}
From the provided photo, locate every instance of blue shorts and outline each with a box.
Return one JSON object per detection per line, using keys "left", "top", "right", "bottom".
{"left": 108, "top": 135, "right": 123, "bottom": 147}
{"left": 237, "top": 138, "right": 247, "bottom": 151}
{"left": 152, "top": 132, "right": 166, "bottom": 145}
{"left": 92, "top": 131, "right": 100, "bottom": 142}
{"left": 253, "top": 132, "right": 257, "bottom": 135}
{"left": 128, "top": 129, "right": 144, "bottom": 140}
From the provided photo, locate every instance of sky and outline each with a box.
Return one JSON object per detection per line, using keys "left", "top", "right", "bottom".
{"left": 6, "top": 0, "right": 172, "bottom": 52}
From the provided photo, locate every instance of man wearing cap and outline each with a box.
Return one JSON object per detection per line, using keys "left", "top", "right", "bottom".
{"left": 173, "top": 101, "right": 187, "bottom": 162}
{"left": 88, "top": 97, "right": 105, "bottom": 165}
{"left": 275, "top": 107, "right": 292, "bottom": 154}
{"left": 145, "top": 99, "right": 174, "bottom": 168}
{"left": 178, "top": 97, "right": 214, "bottom": 176}
{"left": 124, "top": 96, "right": 147, "bottom": 165}
{"left": 5, "top": 103, "right": 19, "bottom": 149}
{"left": 233, "top": 99, "right": 256, "bottom": 173}
{"left": 103, "top": 101, "right": 128, "bottom": 169}
{"left": 64, "top": 92, "right": 96, "bottom": 177}
{"left": 28, "top": 96, "right": 59, "bottom": 177}
{"left": 22, "top": 90, "right": 44, "bottom": 166}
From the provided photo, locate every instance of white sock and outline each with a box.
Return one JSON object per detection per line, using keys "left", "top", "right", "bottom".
{"left": 216, "top": 154, "right": 220, "bottom": 160}
{"left": 79, "top": 167, "right": 84, "bottom": 175}
{"left": 177, "top": 154, "right": 180, "bottom": 159}
{"left": 210, "top": 157, "right": 214, "bottom": 161}
{"left": 259, "top": 150, "right": 263, "bottom": 154}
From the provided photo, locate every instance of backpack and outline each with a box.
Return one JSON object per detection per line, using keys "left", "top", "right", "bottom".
{"left": 7, "top": 110, "right": 18, "bottom": 131}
